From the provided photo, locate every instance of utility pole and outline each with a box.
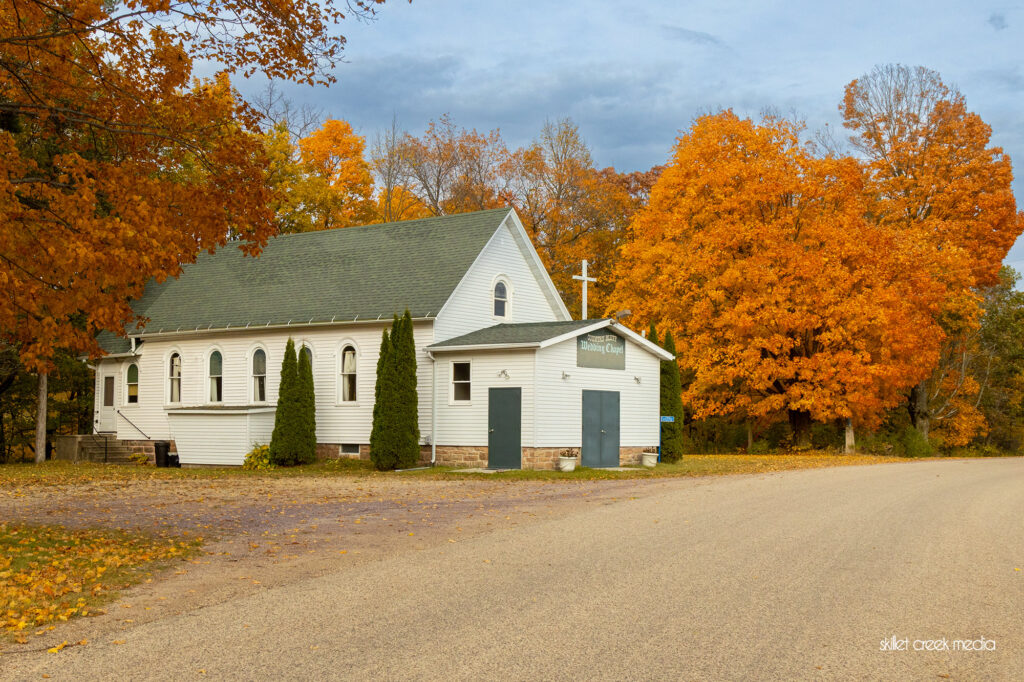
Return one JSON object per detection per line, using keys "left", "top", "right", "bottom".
{"left": 572, "top": 259, "right": 597, "bottom": 319}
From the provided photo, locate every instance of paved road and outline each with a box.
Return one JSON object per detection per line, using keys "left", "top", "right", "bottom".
{"left": 5, "top": 459, "right": 1022, "bottom": 680}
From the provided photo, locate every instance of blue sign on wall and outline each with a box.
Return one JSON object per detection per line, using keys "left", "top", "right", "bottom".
{"left": 660, "top": 415, "right": 675, "bottom": 422}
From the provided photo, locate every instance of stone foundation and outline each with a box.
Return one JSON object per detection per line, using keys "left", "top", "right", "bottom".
{"left": 122, "top": 439, "right": 178, "bottom": 464}
{"left": 311, "top": 443, "right": 651, "bottom": 470}
{"left": 522, "top": 447, "right": 564, "bottom": 470}
{"left": 430, "top": 445, "right": 653, "bottom": 470}
{"left": 316, "top": 444, "right": 431, "bottom": 466}
{"left": 54, "top": 435, "right": 176, "bottom": 464}
{"left": 619, "top": 446, "right": 646, "bottom": 466}
{"left": 431, "top": 446, "right": 488, "bottom": 468}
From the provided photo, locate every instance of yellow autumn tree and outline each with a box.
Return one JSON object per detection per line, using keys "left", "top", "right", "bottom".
{"left": 292, "top": 119, "right": 377, "bottom": 230}
{"left": 611, "top": 111, "right": 946, "bottom": 446}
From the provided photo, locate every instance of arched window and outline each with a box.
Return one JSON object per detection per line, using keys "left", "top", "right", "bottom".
{"left": 252, "top": 349, "right": 267, "bottom": 402}
{"left": 126, "top": 363, "right": 139, "bottom": 404}
{"left": 340, "top": 346, "right": 357, "bottom": 402}
{"left": 169, "top": 353, "right": 181, "bottom": 403}
{"left": 300, "top": 345, "right": 313, "bottom": 369}
{"left": 209, "top": 350, "right": 223, "bottom": 402}
{"left": 493, "top": 281, "right": 508, "bottom": 317}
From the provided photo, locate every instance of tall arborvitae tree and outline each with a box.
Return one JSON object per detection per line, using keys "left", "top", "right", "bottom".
{"left": 393, "top": 310, "right": 420, "bottom": 468}
{"left": 270, "top": 338, "right": 300, "bottom": 466}
{"left": 370, "top": 327, "right": 396, "bottom": 470}
{"left": 659, "top": 331, "right": 687, "bottom": 462}
{"left": 296, "top": 348, "right": 317, "bottom": 464}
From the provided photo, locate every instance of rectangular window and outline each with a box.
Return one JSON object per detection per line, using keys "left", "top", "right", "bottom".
{"left": 452, "top": 362, "right": 471, "bottom": 402}
{"left": 103, "top": 376, "right": 115, "bottom": 407}
{"left": 340, "top": 443, "right": 360, "bottom": 455}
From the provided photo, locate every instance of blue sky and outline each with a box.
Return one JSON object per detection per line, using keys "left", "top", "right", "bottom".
{"left": 241, "top": 0, "right": 1024, "bottom": 268}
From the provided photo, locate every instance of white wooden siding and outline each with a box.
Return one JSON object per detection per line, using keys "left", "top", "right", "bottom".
{"left": 433, "top": 222, "right": 565, "bottom": 343}
{"left": 433, "top": 350, "right": 535, "bottom": 447}
{"left": 104, "top": 321, "right": 436, "bottom": 448}
{"left": 168, "top": 409, "right": 274, "bottom": 466}
{"left": 534, "top": 337, "right": 661, "bottom": 447}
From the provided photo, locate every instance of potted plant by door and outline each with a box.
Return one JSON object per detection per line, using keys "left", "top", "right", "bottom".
{"left": 557, "top": 448, "right": 578, "bottom": 472}
{"left": 641, "top": 447, "right": 658, "bottom": 468}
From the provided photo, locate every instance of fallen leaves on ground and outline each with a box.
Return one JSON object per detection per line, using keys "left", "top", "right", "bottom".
{"left": 0, "top": 522, "right": 195, "bottom": 638}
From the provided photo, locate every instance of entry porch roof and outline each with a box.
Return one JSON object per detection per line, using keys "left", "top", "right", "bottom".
{"left": 426, "top": 319, "right": 674, "bottom": 360}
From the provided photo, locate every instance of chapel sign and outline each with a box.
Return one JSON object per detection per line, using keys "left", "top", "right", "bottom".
{"left": 577, "top": 331, "right": 625, "bottom": 370}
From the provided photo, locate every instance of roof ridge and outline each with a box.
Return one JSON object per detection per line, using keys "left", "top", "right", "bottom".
{"left": 258, "top": 207, "right": 513, "bottom": 243}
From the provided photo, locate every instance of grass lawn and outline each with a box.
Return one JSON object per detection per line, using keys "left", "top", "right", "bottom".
{"left": 0, "top": 452, "right": 902, "bottom": 487}
{"left": 0, "top": 523, "right": 197, "bottom": 644}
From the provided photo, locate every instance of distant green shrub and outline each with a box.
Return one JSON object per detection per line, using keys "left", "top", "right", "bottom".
{"left": 748, "top": 439, "right": 772, "bottom": 455}
{"left": 898, "top": 426, "right": 936, "bottom": 458}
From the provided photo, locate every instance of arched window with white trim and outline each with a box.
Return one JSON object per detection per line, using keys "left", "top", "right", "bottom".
{"left": 209, "top": 350, "right": 223, "bottom": 402}
{"left": 493, "top": 280, "right": 508, "bottom": 318}
{"left": 252, "top": 349, "right": 267, "bottom": 402}
{"left": 169, "top": 353, "right": 182, "bottom": 403}
{"left": 126, "top": 363, "right": 139, "bottom": 404}
{"left": 340, "top": 345, "right": 357, "bottom": 402}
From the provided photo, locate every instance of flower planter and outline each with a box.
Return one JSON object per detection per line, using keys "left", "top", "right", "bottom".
{"left": 557, "top": 456, "right": 577, "bottom": 472}
{"left": 641, "top": 452, "right": 658, "bottom": 468}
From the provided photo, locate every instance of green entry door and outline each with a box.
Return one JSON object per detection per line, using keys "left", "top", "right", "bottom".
{"left": 488, "top": 387, "right": 522, "bottom": 469}
{"left": 582, "top": 390, "right": 620, "bottom": 468}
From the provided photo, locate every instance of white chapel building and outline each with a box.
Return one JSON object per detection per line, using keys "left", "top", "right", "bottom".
{"left": 91, "top": 208, "right": 672, "bottom": 469}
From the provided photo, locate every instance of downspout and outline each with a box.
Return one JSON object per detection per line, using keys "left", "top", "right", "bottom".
{"left": 428, "top": 351, "right": 437, "bottom": 466}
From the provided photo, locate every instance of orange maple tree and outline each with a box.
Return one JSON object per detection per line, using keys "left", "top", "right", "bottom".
{"left": 841, "top": 64, "right": 1024, "bottom": 436}
{"left": 611, "top": 111, "right": 946, "bottom": 445}
{"left": 0, "top": 0, "right": 390, "bottom": 371}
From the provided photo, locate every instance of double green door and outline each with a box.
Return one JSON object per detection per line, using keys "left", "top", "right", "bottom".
{"left": 582, "top": 390, "right": 620, "bottom": 468}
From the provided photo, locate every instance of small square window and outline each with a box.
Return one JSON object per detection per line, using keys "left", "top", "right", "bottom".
{"left": 340, "top": 443, "right": 360, "bottom": 455}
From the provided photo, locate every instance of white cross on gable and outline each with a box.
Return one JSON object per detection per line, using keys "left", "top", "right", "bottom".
{"left": 572, "top": 259, "right": 597, "bottom": 319}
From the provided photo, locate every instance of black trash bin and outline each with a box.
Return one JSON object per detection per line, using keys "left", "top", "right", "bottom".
{"left": 167, "top": 453, "right": 180, "bottom": 468}
{"left": 154, "top": 441, "right": 170, "bottom": 468}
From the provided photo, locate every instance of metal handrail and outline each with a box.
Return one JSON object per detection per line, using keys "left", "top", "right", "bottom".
{"left": 116, "top": 409, "right": 150, "bottom": 440}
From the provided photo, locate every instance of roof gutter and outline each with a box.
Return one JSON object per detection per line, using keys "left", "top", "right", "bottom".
{"left": 132, "top": 316, "right": 437, "bottom": 341}
{"left": 425, "top": 342, "right": 541, "bottom": 353}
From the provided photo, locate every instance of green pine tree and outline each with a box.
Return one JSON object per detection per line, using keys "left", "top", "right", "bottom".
{"left": 394, "top": 310, "right": 420, "bottom": 468}
{"left": 648, "top": 322, "right": 658, "bottom": 348}
{"left": 659, "top": 331, "right": 687, "bottom": 462}
{"left": 296, "top": 347, "right": 317, "bottom": 464}
{"left": 370, "top": 326, "right": 396, "bottom": 470}
{"left": 270, "top": 338, "right": 300, "bottom": 466}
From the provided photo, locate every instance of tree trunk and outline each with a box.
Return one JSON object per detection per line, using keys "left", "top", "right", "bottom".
{"left": 35, "top": 372, "right": 47, "bottom": 464}
{"left": 746, "top": 422, "right": 753, "bottom": 452}
{"left": 908, "top": 382, "right": 930, "bottom": 439}
{"left": 788, "top": 409, "right": 812, "bottom": 449}
{"left": 844, "top": 418, "right": 855, "bottom": 454}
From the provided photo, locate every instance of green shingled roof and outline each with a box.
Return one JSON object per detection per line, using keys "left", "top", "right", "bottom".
{"left": 96, "top": 331, "right": 132, "bottom": 355}
{"left": 427, "top": 320, "right": 604, "bottom": 349}
{"left": 101, "top": 209, "right": 511, "bottom": 351}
